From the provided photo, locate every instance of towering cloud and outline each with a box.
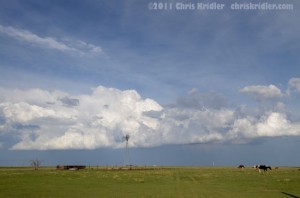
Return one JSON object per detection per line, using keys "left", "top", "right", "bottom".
{"left": 0, "top": 83, "right": 300, "bottom": 150}
{"left": 0, "top": 86, "right": 163, "bottom": 150}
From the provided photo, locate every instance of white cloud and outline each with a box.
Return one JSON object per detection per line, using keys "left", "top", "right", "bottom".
{"left": 160, "top": 108, "right": 235, "bottom": 145}
{"left": 256, "top": 112, "right": 293, "bottom": 136}
{"left": 0, "top": 24, "right": 103, "bottom": 56}
{"left": 229, "top": 112, "right": 300, "bottom": 140}
{"left": 0, "top": 86, "right": 163, "bottom": 150}
{"left": 288, "top": 77, "right": 300, "bottom": 94}
{"left": 0, "top": 87, "right": 61, "bottom": 107}
{"left": 2, "top": 102, "right": 57, "bottom": 123}
{"left": 71, "top": 39, "right": 103, "bottom": 54}
{"left": 188, "top": 88, "right": 199, "bottom": 95}
{"left": 240, "top": 84, "right": 283, "bottom": 100}
{"left": 0, "top": 85, "right": 300, "bottom": 150}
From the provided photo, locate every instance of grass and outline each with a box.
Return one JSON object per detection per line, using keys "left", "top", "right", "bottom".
{"left": 0, "top": 166, "right": 299, "bottom": 197}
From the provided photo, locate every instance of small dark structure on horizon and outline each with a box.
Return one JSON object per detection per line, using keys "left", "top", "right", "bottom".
{"left": 56, "top": 165, "right": 86, "bottom": 170}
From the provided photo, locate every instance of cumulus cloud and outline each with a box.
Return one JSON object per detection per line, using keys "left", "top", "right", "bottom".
{"left": 0, "top": 85, "right": 300, "bottom": 150}
{"left": 0, "top": 24, "right": 103, "bottom": 56}
{"left": 160, "top": 108, "right": 235, "bottom": 145}
{"left": 0, "top": 86, "right": 163, "bottom": 150}
{"left": 240, "top": 84, "right": 283, "bottom": 100}
{"left": 288, "top": 77, "right": 300, "bottom": 94}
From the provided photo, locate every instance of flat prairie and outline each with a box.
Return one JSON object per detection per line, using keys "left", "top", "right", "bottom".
{"left": 0, "top": 166, "right": 299, "bottom": 197}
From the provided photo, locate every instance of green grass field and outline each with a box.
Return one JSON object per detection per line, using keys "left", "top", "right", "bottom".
{"left": 0, "top": 166, "right": 299, "bottom": 197}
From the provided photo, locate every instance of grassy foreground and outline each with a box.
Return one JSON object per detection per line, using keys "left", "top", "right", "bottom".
{"left": 0, "top": 166, "right": 299, "bottom": 198}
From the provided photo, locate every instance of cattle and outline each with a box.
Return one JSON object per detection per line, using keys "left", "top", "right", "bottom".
{"left": 255, "top": 165, "right": 271, "bottom": 173}
{"left": 56, "top": 165, "right": 86, "bottom": 170}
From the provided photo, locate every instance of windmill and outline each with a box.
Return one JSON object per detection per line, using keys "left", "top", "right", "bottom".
{"left": 124, "top": 134, "right": 130, "bottom": 166}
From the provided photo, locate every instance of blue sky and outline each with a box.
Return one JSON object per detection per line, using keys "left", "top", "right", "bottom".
{"left": 0, "top": 0, "right": 300, "bottom": 166}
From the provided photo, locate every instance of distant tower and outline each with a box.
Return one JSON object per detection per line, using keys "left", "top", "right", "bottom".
{"left": 124, "top": 134, "right": 130, "bottom": 166}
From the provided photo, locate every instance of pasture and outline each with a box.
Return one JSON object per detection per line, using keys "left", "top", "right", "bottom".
{"left": 0, "top": 166, "right": 299, "bottom": 197}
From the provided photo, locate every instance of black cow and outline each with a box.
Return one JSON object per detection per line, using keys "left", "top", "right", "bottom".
{"left": 256, "top": 165, "right": 271, "bottom": 173}
{"left": 238, "top": 165, "right": 245, "bottom": 169}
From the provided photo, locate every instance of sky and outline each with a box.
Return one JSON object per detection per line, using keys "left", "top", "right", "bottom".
{"left": 0, "top": 0, "right": 300, "bottom": 167}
